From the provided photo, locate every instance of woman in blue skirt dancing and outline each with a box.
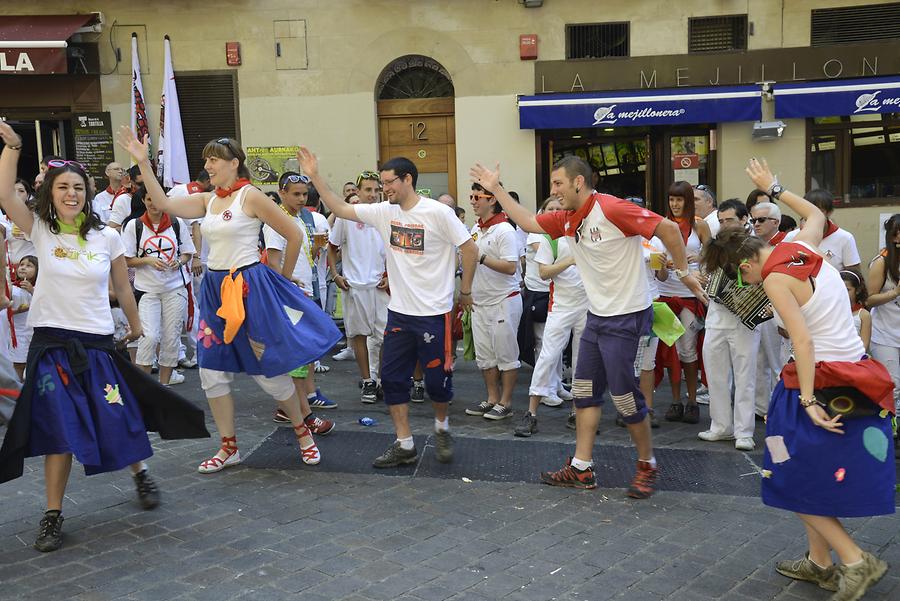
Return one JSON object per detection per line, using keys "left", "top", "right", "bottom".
{"left": 118, "top": 129, "right": 340, "bottom": 473}
{"left": 702, "top": 158, "right": 895, "bottom": 601}
{"left": 0, "top": 120, "right": 209, "bottom": 553}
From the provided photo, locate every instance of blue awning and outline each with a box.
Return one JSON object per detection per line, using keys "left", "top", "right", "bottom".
{"left": 518, "top": 85, "right": 762, "bottom": 130}
{"left": 774, "top": 75, "right": 900, "bottom": 119}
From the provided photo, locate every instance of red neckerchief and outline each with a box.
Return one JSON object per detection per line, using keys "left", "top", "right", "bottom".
{"left": 186, "top": 181, "right": 205, "bottom": 194}
{"left": 761, "top": 242, "right": 824, "bottom": 281}
{"left": 562, "top": 193, "right": 600, "bottom": 237}
{"left": 214, "top": 178, "right": 251, "bottom": 198}
{"left": 672, "top": 216, "right": 692, "bottom": 245}
{"left": 306, "top": 206, "right": 318, "bottom": 213}
{"left": 769, "top": 230, "right": 787, "bottom": 246}
{"left": 105, "top": 185, "right": 115, "bottom": 195}
{"left": 140, "top": 212, "right": 172, "bottom": 234}
{"left": 477, "top": 212, "right": 509, "bottom": 231}
{"left": 851, "top": 302, "right": 863, "bottom": 312}
{"left": 110, "top": 187, "right": 130, "bottom": 209}
{"left": 823, "top": 220, "right": 839, "bottom": 239}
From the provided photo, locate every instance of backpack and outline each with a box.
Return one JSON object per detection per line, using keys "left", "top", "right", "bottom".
{"left": 134, "top": 218, "right": 183, "bottom": 258}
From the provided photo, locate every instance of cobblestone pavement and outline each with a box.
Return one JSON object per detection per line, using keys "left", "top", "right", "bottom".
{"left": 1, "top": 348, "right": 898, "bottom": 601}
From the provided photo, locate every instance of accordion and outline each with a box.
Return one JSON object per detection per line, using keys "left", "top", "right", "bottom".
{"left": 706, "top": 268, "right": 774, "bottom": 330}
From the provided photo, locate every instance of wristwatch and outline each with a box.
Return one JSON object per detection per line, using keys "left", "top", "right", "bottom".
{"left": 674, "top": 268, "right": 690, "bottom": 279}
{"left": 479, "top": 254, "right": 487, "bottom": 265}
{"left": 768, "top": 184, "right": 785, "bottom": 199}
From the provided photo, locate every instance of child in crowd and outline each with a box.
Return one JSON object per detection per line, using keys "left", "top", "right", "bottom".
{"left": 9, "top": 255, "right": 37, "bottom": 379}
{"left": 841, "top": 270, "right": 871, "bottom": 351}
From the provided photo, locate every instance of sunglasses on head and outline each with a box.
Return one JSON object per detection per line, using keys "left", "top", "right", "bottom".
{"left": 694, "top": 184, "right": 711, "bottom": 191}
{"left": 750, "top": 217, "right": 777, "bottom": 225}
{"left": 47, "top": 159, "right": 87, "bottom": 172}
{"left": 356, "top": 170, "right": 381, "bottom": 187}
{"left": 280, "top": 174, "right": 310, "bottom": 189}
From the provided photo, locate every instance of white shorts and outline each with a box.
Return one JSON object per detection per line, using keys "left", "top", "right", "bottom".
{"left": 472, "top": 295, "right": 523, "bottom": 371}
{"left": 638, "top": 335, "right": 659, "bottom": 372}
{"left": 674, "top": 307, "right": 700, "bottom": 363}
{"left": 199, "top": 368, "right": 295, "bottom": 401}
{"left": 344, "top": 286, "right": 388, "bottom": 337}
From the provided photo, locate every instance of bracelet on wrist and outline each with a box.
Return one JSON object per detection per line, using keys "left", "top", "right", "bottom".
{"left": 799, "top": 394, "right": 821, "bottom": 408}
{"left": 479, "top": 254, "right": 487, "bottom": 265}
{"left": 460, "top": 291, "right": 471, "bottom": 296}
{"left": 6, "top": 143, "right": 23, "bottom": 151}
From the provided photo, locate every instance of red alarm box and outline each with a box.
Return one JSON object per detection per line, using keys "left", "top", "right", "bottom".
{"left": 226, "top": 42, "right": 241, "bottom": 66}
{"left": 519, "top": 34, "right": 538, "bottom": 60}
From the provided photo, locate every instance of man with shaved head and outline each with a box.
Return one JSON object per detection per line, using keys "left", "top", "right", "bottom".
{"left": 91, "top": 161, "right": 125, "bottom": 223}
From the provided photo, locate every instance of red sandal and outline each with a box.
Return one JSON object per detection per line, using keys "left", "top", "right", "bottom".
{"left": 198, "top": 436, "right": 241, "bottom": 473}
{"left": 293, "top": 423, "right": 320, "bottom": 465}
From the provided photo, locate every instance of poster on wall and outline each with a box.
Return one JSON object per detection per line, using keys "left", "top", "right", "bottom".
{"left": 72, "top": 112, "right": 115, "bottom": 185}
{"left": 245, "top": 146, "right": 300, "bottom": 186}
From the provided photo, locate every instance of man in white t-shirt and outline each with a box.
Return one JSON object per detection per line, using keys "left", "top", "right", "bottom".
{"left": 783, "top": 190, "right": 861, "bottom": 273}
{"left": 299, "top": 149, "right": 477, "bottom": 468}
{"left": 91, "top": 161, "right": 125, "bottom": 224}
{"left": 693, "top": 184, "right": 720, "bottom": 237}
{"left": 108, "top": 165, "right": 144, "bottom": 231}
{"left": 328, "top": 172, "right": 388, "bottom": 403}
{"left": 472, "top": 156, "right": 704, "bottom": 499}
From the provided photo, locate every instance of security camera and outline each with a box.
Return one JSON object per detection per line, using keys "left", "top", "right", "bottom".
{"left": 752, "top": 120, "right": 786, "bottom": 141}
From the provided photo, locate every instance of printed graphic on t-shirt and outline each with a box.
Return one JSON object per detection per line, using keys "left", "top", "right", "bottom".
{"left": 52, "top": 245, "right": 102, "bottom": 262}
{"left": 142, "top": 234, "right": 177, "bottom": 261}
{"left": 390, "top": 221, "right": 424, "bottom": 255}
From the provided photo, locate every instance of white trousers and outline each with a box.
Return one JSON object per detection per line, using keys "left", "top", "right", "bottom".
{"left": 702, "top": 323, "right": 760, "bottom": 439}
{"left": 137, "top": 288, "right": 188, "bottom": 368}
{"left": 473, "top": 296, "right": 523, "bottom": 371}
{"left": 529, "top": 308, "right": 586, "bottom": 397}
{"left": 184, "top": 269, "right": 204, "bottom": 358}
{"left": 871, "top": 341, "right": 900, "bottom": 412}
{"left": 674, "top": 307, "right": 700, "bottom": 363}
{"left": 364, "top": 289, "right": 390, "bottom": 380}
{"left": 199, "top": 368, "right": 295, "bottom": 401}
{"left": 755, "top": 319, "right": 782, "bottom": 416}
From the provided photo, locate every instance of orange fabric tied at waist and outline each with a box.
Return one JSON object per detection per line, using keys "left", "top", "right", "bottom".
{"left": 216, "top": 268, "right": 246, "bottom": 344}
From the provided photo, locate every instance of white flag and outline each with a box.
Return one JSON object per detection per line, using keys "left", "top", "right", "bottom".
{"left": 130, "top": 33, "right": 151, "bottom": 161}
{"left": 157, "top": 35, "right": 189, "bottom": 187}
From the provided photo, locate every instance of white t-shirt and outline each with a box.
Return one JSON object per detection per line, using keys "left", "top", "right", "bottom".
{"left": 329, "top": 216, "right": 385, "bottom": 288}
{"left": 8, "top": 220, "right": 36, "bottom": 265}
{"left": 704, "top": 211, "right": 720, "bottom": 238}
{"left": 10, "top": 285, "right": 32, "bottom": 334}
{"left": 785, "top": 226, "right": 861, "bottom": 270}
{"left": 108, "top": 193, "right": 133, "bottom": 226}
{"left": 656, "top": 228, "right": 702, "bottom": 298}
{"left": 122, "top": 217, "right": 196, "bottom": 293}
{"left": 471, "top": 220, "right": 520, "bottom": 306}
{"left": 536, "top": 193, "right": 663, "bottom": 317}
{"left": 310, "top": 211, "right": 330, "bottom": 291}
{"left": 354, "top": 197, "right": 471, "bottom": 316}
{"left": 28, "top": 219, "right": 125, "bottom": 335}
{"left": 263, "top": 213, "right": 314, "bottom": 293}
{"left": 92, "top": 188, "right": 116, "bottom": 224}
{"left": 523, "top": 232, "right": 550, "bottom": 292}
{"left": 534, "top": 235, "right": 585, "bottom": 312}
{"left": 643, "top": 237, "right": 666, "bottom": 302}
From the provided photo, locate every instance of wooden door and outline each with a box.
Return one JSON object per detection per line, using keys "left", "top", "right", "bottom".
{"left": 377, "top": 97, "right": 456, "bottom": 199}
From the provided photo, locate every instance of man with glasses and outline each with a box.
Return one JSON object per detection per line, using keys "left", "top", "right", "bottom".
{"left": 694, "top": 184, "right": 720, "bottom": 237}
{"left": 297, "top": 149, "right": 477, "bottom": 467}
{"left": 108, "top": 165, "right": 145, "bottom": 232}
{"left": 328, "top": 171, "right": 388, "bottom": 403}
{"left": 91, "top": 162, "right": 125, "bottom": 223}
{"left": 749, "top": 201, "right": 785, "bottom": 417}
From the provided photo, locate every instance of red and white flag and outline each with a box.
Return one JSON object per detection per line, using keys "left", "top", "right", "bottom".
{"left": 157, "top": 35, "right": 189, "bottom": 187}
{"left": 130, "top": 33, "right": 151, "bottom": 161}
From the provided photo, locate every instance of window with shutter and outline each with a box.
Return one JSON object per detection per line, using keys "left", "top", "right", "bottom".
{"left": 565, "top": 23, "right": 629, "bottom": 59}
{"left": 173, "top": 72, "right": 240, "bottom": 178}
{"left": 811, "top": 2, "right": 900, "bottom": 46}
{"left": 688, "top": 15, "right": 747, "bottom": 53}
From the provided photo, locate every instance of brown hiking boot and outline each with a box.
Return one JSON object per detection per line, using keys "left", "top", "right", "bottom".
{"left": 775, "top": 554, "right": 839, "bottom": 591}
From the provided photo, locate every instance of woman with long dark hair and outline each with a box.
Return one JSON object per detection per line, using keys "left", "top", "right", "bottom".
{"left": 702, "top": 158, "right": 894, "bottom": 600}
{"left": 0, "top": 120, "right": 209, "bottom": 552}
{"left": 117, "top": 128, "right": 340, "bottom": 473}
{"left": 866, "top": 213, "right": 900, "bottom": 417}
{"left": 658, "top": 181, "right": 711, "bottom": 424}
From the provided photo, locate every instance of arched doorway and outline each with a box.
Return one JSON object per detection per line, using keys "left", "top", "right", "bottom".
{"left": 376, "top": 55, "right": 456, "bottom": 200}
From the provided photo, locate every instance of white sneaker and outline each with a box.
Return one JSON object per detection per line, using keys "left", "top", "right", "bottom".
{"left": 179, "top": 357, "right": 197, "bottom": 369}
{"left": 332, "top": 347, "right": 355, "bottom": 361}
{"left": 697, "top": 430, "right": 734, "bottom": 442}
{"left": 696, "top": 392, "right": 710, "bottom": 405}
{"left": 541, "top": 394, "right": 564, "bottom": 407}
{"left": 556, "top": 387, "right": 574, "bottom": 401}
{"left": 167, "top": 371, "right": 185, "bottom": 385}
{"left": 735, "top": 437, "right": 756, "bottom": 451}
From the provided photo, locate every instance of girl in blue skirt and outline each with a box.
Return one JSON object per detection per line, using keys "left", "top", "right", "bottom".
{"left": 703, "top": 158, "right": 895, "bottom": 601}
{"left": 118, "top": 129, "right": 340, "bottom": 474}
{"left": 0, "top": 121, "right": 209, "bottom": 553}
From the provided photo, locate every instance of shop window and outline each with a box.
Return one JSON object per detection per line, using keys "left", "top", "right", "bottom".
{"left": 811, "top": 2, "right": 900, "bottom": 46}
{"left": 808, "top": 114, "right": 900, "bottom": 205}
{"left": 688, "top": 15, "right": 747, "bottom": 53}
{"left": 566, "top": 22, "right": 629, "bottom": 59}
{"left": 173, "top": 72, "right": 240, "bottom": 179}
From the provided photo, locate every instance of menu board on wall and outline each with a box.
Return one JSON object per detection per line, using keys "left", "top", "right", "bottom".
{"left": 72, "top": 112, "right": 115, "bottom": 185}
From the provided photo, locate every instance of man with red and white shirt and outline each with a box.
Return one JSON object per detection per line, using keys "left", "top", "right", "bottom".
{"left": 91, "top": 161, "right": 125, "bottom": 224}
{"left": 471, "top": 156, "right": 705, "bottom": 498}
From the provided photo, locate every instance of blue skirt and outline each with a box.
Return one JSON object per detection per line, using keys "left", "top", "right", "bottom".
{"left": 197, "top": 263, "right": 341, "bottom": 377}
{"left": 762, "top": 381, "right": 896, "bottom": 518}
{"left": 27, "top": 332, "right": 153, "bottom": 476}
